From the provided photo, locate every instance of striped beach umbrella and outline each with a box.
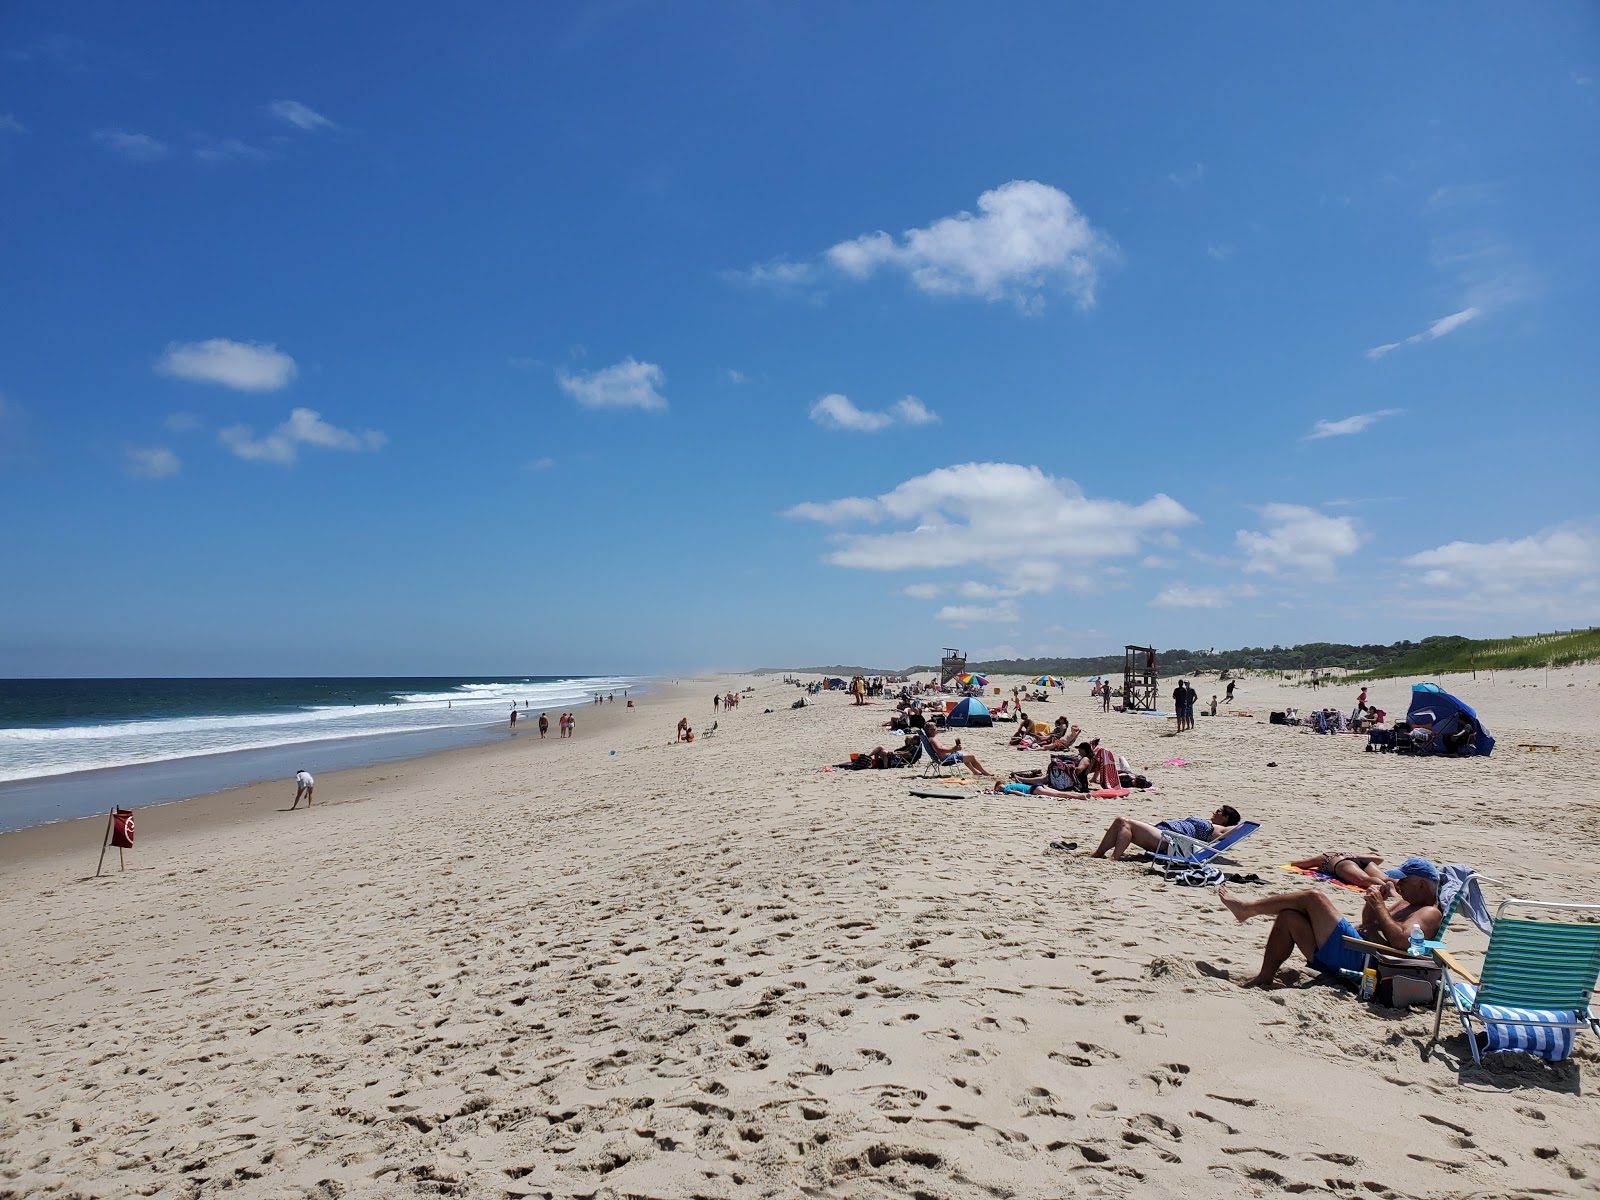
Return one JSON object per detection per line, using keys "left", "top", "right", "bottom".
{"left": 1033, "top": 675, "right": 1064, "bottom": 687}
{"left": 958, "top": 672, "right": 990, "bottom": 687}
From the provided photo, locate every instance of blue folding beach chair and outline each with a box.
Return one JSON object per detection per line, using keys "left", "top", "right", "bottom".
{"left": 1143, "top": 821, "right": 1260, "bottom": 879}
{"left": 915, "top": 728, "right": 965, "bottom": 778}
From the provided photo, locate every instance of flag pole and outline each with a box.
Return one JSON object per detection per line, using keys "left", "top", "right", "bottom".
{"left": 95, "top": 809, "right": 113, "bottom": 878}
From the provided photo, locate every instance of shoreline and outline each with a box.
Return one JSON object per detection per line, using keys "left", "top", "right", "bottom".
{"left": 0, "top": 677, "right": 694, "bottom": 871}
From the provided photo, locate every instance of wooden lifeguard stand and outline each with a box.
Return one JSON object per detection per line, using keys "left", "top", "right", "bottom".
{"left": 1123, "top": 645, "right": 1158, "bottom": 711}
{"left": 939, "top": 648, "right": 967, "bottom": 686}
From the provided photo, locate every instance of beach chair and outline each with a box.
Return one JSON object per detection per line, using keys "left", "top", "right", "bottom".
{"left": 1425, "top": 899, "right": 1600, "bottom": 1065}
{"left": 1143, "top": 821, "right": 1260, "bottom": 877}
{"left": 915, "top": 728, "right": 965, "bottom": 778}
{"left": 1337, "top": 868, "right": 1497, "bottom": 1002}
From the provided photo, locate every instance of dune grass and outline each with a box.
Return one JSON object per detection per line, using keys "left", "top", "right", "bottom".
{"left": 1349, "top": 629, "right": 1600, "bottom": 680}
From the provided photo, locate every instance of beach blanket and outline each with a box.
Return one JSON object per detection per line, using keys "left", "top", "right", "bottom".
{"left": 1279, "top": 864, "right": 1365, "bottom": 892}
{"left": 1158, "top": 756, "right": 1191, "bottom": 767}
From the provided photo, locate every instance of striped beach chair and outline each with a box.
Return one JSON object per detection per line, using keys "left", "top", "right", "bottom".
{"left": 1426, "top": 899, "right": 1600, "bottom": 1065}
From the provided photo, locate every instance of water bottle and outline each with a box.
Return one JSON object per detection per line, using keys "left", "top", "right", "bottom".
{"left": 1407, "top": 923, "right": 1426, "bottom": 957}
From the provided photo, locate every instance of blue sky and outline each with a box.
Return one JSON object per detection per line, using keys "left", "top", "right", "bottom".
{"left": 2, "top": 3, "right": 1597, "bottom": 676}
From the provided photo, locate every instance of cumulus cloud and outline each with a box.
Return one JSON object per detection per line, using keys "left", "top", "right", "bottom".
{"left": 125, "top": 446, "right": 180, "bottom": 479}
{"left": 1398, "top": 525, "right": 1600, "bottom": 619}
{"left": 785, "top": 463, "right": 1195, "bottom": 595}
{"left": 93, "top": 130, "right": 167, "bottom": 162}
{"left": 1237, "top": 504, "right": 1362, "bottom": 578}
{"left": 267, "top": 100, "right": 335, "bottom": 131}
{"left": 902, "top": 582, "right": 944, "bottom": 600}
{"left": 741, "top": 181, "right": 1114, "bottom": 312}
{"left": 809, "top": 393, "right": 939, "bottom": 432}
{"left": 164, "top": 412, "right": 202, "bottom": 433}
{"left": 557, "top": 357, "right": 667, "bottom": 411}
{"left": 0, "top": 114, "right": 24, "bottom": 135}
{"left": 1367, "top": 307, "right": 1482, "bottom": 359}
{"left": 219, "top": 407, "right": 386, "bottom": 467}
{"left": 1307, "top": 409, "right": 1404, "bottom": 439}
{"left": 158, "top": 339, "right": 297, "bottom": 392}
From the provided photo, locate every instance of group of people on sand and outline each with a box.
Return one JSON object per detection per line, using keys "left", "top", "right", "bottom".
{"left": 713, "top": 691, "right": 742, "bottom": 712}
{"left": 1082, "top": 803, "right": 1446, "bottom": 989}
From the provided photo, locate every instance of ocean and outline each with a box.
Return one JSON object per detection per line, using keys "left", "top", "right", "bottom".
{"left": 0, "top": 675, "right": 639, "bottom": 833}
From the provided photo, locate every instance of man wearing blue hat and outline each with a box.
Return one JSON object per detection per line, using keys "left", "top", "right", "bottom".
{"left": 1218, "top": 857, "right": 1442, "bottom": 989}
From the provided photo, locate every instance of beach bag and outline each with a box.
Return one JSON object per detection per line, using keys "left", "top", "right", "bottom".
{"left": 1374, "top": 961, "right": 1436, "bottom": 1009}
{"left": 1270, "top": 711, "right": 1287, "bottom": 725}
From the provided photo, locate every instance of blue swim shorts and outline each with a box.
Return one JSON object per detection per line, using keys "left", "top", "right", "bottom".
{"left": 1312, "top": 917, "right": 1366, "bottom": 975}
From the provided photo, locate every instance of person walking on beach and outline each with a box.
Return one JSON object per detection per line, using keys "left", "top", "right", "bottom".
{"left": 714, "top": 694, "right": 720, "bottom": 713}
{"left": 565, "top": 712, "right": 576, "bottom": 738}
{"left": 1102, "top": 680, "right": 1112, "bottom": 712}
{"left": 1225, "top": 679, "right": 1236, "bottom": 704}
{"left": 291, "top": 769, "right": 314, "bottom": 809}
{"left": 538, "top": 712, "right": 549, "bottom": 738}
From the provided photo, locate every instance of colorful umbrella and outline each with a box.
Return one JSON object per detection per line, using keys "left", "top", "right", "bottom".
{"left": 957, "top": 672, "right": 990, "bottom": 687}
{"left": 1033, "top": 675, "right": 1064, "bottom": 687}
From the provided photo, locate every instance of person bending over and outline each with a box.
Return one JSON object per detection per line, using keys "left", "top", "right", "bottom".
{"left": 1091, "top": 806, "right": 1243, "bottom": 860}
{"left": 1218, "top": 858, "right": 1442, "bottom": 989}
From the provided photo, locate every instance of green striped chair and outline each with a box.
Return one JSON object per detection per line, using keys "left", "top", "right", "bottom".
{"left": 1427, "top": 899, "right": 1600, "bottom": 1065}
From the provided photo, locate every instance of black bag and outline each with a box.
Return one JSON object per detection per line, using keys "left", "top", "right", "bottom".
{"left": 1270, "top": 711, "right": 1287, "bottom": 725}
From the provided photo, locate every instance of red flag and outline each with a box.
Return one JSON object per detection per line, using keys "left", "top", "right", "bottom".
{"left": 110, "top": 808, "right": 135, "bottom": 849}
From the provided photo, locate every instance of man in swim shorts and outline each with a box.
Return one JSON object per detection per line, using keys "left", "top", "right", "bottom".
{"left": 291, "top": 769, "right": 314, "bottom": 809}
{"left": 1090, "top": 806, "right": 1242, "bottom": 859}
{"left": 1218, "top": 858, "right": 1442, "bottom": 989}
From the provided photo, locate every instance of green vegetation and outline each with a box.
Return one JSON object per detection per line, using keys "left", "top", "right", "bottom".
{"left": 1347, "top": 629, "right": 1600, "bottom": 680}
{"left": 754, "top": 629, "right": 1600, "bottom": 681}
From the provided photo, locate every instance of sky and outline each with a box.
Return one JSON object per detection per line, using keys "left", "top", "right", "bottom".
{"left": 1, "top": 3, "right": 1597, "bottom": 677}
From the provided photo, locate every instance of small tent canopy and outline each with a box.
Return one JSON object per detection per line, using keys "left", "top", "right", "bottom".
{"left": 1406, "top": 683, "right": 1494, "bottom": 757}
{"left": 946, "top": 696, "right": 992, "bottom": 728}
{"left": 825, "top": 677, "right": 846, "bottom": 690}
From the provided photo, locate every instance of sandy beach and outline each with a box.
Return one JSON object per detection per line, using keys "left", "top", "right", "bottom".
{"left": 2, "top": 668, "right": 1597, "bottom": 1199}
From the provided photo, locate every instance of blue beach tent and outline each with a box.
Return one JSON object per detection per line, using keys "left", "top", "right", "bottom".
{"left": 945, "top": 696, "right": 992, "bottom": 728}
{"left": 1406, "top": 683, "right": 1495, "bottom": 757}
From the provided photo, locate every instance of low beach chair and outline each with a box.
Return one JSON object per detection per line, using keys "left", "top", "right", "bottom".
{"left": 1143, "top": 821, "right": 1260, "bottom": 876}
{"left": 1425, "top": 898, "right": 1600, "bottom": 1065}
{"left": 1339, "top": 866, "right": 1495, "bottom": 974}
{"left": 915, "top": 728, "right": 965, "bottom": 778}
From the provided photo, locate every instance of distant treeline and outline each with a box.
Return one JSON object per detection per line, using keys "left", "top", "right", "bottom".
{"left": 753, "top": 629, "right": 1600, "bottom": 682}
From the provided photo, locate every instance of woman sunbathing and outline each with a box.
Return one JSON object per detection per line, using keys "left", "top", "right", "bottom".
{"left": 1290, "top": 852, "right": 1394, "bottom": 889}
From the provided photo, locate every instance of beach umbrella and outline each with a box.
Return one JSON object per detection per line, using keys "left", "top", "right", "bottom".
{"left": 957, "top": 672, "right": 989, "bottom": 687}
{"left": 1032, "top": 675, "right": 1064, "bottom": 687}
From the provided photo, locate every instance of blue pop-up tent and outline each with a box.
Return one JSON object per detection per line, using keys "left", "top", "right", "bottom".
{"left": 1406, "top": 683, "right": 1494, "bottom": 756}
{"left": 946, "top": 696, "right": 992, "bottom": 728}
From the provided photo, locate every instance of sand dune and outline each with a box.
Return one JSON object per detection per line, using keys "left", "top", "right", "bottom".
{"left": 1, "top": 668, "right": 1596, "bottom": 1198}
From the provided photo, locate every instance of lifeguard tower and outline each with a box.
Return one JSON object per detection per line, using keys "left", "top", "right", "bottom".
{"left": 1122, "top": 645, "right": 1158, "bottom": 711}
{"left": 939, "top": 648, "right": 967, "bottom": 686}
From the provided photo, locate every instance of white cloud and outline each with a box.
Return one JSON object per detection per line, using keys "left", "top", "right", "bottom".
{"left": 267, "top": 100, "right": 335, "bottom": 132}
{"left": 557, "top": 357, "right": 667, "bottom": 411}
{"left": 902, "top": 582, "right": 944, "bottom": 600}
{"left": 1166, "top": 163, "right": 1205, "bottom": 188}
{"left": 1307, "top": 408, "right": 1404, "bottom": 439}
{"left": 1367, "top": 307, "right": 1481, "bottom": 359}
{"left": 935, "top": 601, "right": 1020, "bottom": 625}
{"left": 0, "top": 114, "right": 24, "bottom": 134}
{"left": 724, "top": 369, "right": 746, "bottom": 384}
{"left": 1140, "top": 555, "right": 1177, "bottom": 569}
{"left": 786, "top": 463, "right": 1196, "bottom": 593}
{"left": 1205, "top": 243, "right": 1233, "bottom": 262}
{"left": 125, "top": 446, "right": 179, "bottom": 480}
{"left": 824, "top": 181, "right": 1114, "bottom": 310}
{"left": 93, "top": 130, "right": 167, "bottom": 162}
{"left": 1573, "top": 71, "right": 1593, "bottom": 88}
{"left": 158, "top": 339, "right": 297, "bottom": 392}
{"left": 164, "top": 412, "right": 202, "bottom": 433}
{"left": 525, "top": 456, "right": 555, "bottom": 470}
{"left": 1149, "top": 582, "right": 1258, "bottom": 610}
{"left": 219, "top": 407, "right": 385, "bottom": 467}
{"left": 809, "top": 393, "right": 939, "bottom": 432}
{"left": 1237, "top": 504, "right": 1362, "bottom": 579}
{"left": 1397, "top": 524, "right": 1600, "bottom": 619}
{"left": 739, "top": 182, "right": 1114, "bottom": 311}
{"left": 194, "top": 137, "right": 272, "bottom": 164}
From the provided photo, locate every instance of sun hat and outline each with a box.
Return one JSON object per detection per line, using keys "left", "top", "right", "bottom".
{"left": 1385, "top": 857, "right": 1439, "bottom": 882}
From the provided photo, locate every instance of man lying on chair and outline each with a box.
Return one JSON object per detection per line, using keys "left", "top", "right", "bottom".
{"left": 1090, "top": 807, "right": 1243, "bottom": 860}
{"left": 1218, "top": 857, "right": 1442, "bottom": 989}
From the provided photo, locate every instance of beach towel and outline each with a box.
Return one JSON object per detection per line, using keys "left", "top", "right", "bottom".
{"left": 1452, "top": 984, "right": 1576, "bottom": 1061}
{"left": 1438, "top": 864, "right": 1494, "bottom": 935}
{"left": 1091, "top": 788, "right": 1132, "bottom": 799}
{"left": 1279, "top": 864, "right": 1366, "bottom": 893}
{"left": 1094, "top": 745, "right": 1119, "bottom": 790}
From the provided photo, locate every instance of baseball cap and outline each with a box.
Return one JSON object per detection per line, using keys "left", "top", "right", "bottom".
{"left": 1385, "top": 857, "right": 1439, "bottom": 882}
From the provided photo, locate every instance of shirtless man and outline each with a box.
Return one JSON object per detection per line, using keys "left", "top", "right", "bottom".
{"left": 1219, "top": 858, "right": 1443, "bottom": 989}
{"left": 1091, "top": 806, "right": 1243, "bottom": 860}
{"left": 925, "top": 730, "right": 993, "bottom": 776}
